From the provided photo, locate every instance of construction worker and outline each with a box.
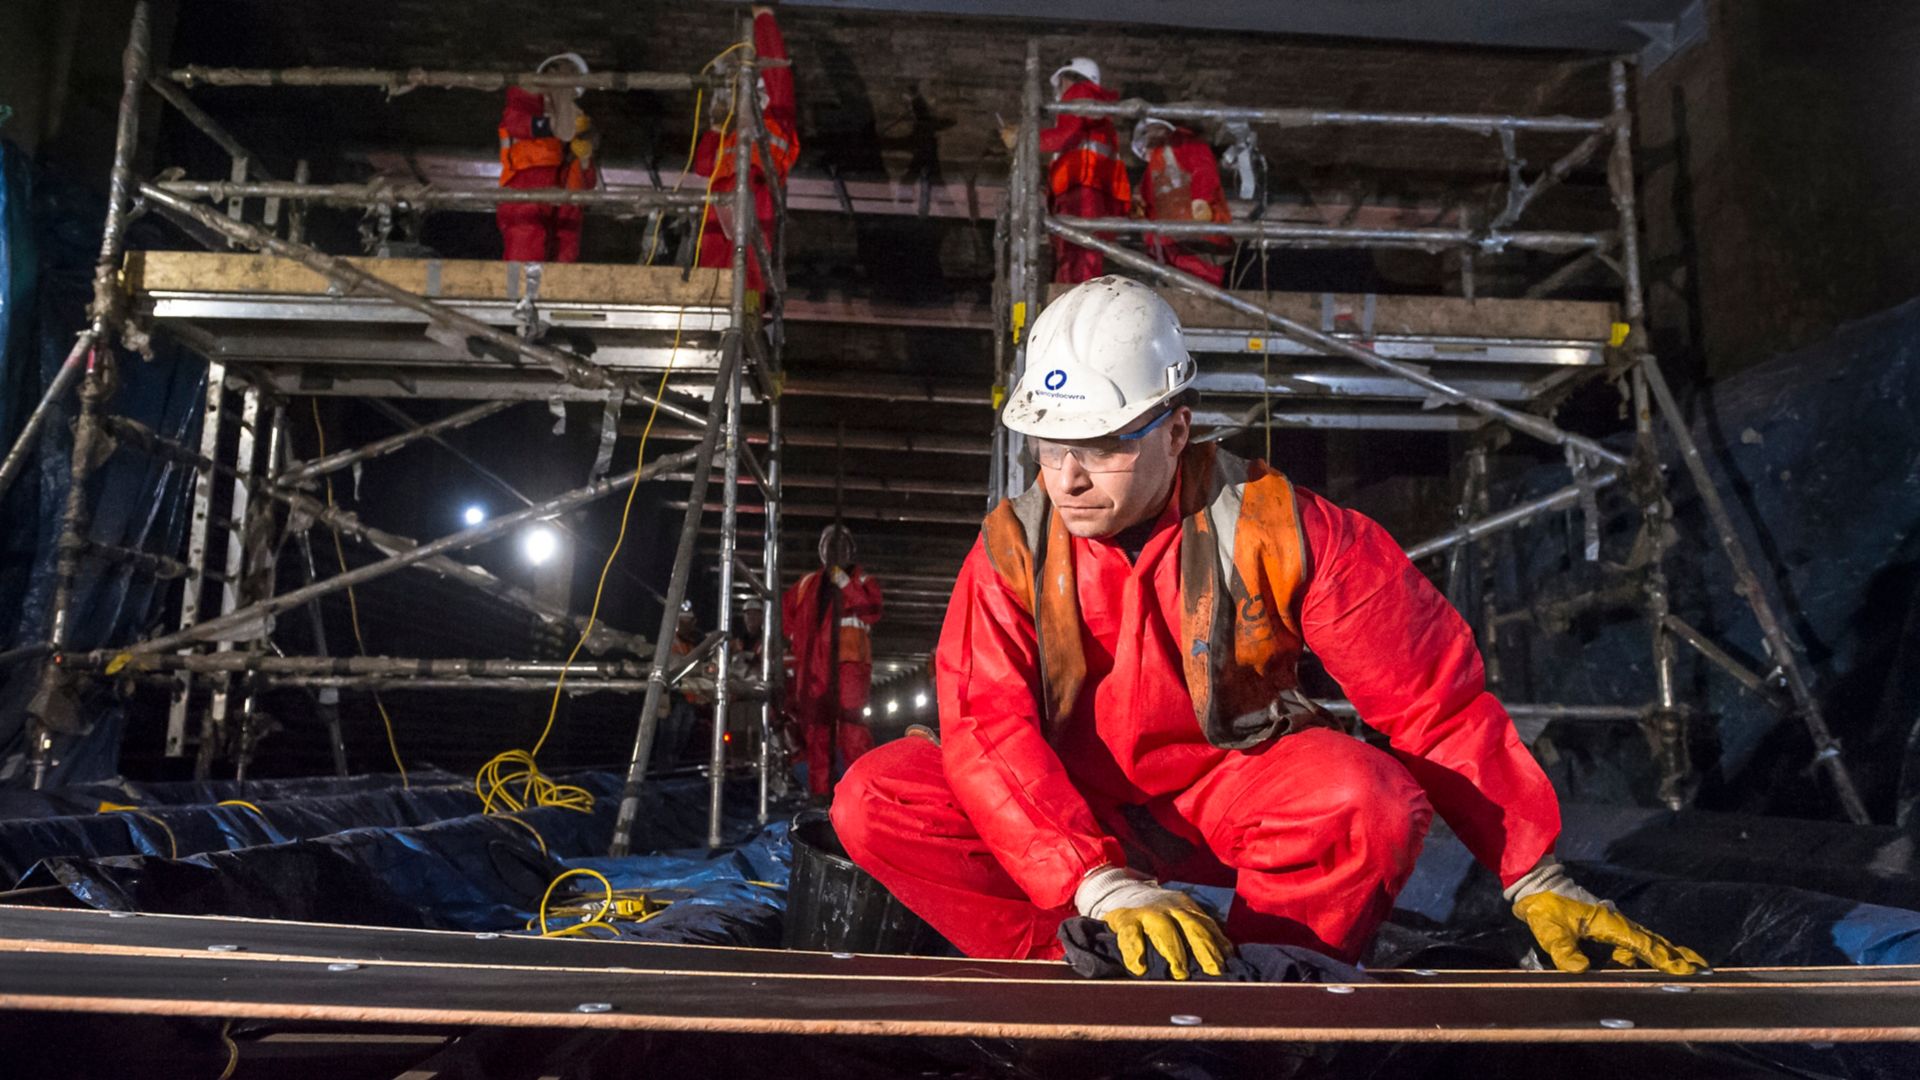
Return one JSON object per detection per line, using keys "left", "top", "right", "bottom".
{"left": 783, "top": 524, "right": 882, "bottom": 798}
{"left": 1131, "top": 119, "right": 1232, "bottom": 286}
{"left": 496, "top": 53, "right": 601, "bottom": 263}
{"left": 833, "top": 277, "right": 1706, "bottom": 979}
{"left": 1002, "top": 58, "right": 1132, "bottom": 284}
{"left": 693, "top": 6, "right": 798, "bottom": 290}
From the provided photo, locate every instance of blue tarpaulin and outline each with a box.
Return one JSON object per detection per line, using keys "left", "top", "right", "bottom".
{"left": 0, "top": 150, "right": 208, "bottom": 787}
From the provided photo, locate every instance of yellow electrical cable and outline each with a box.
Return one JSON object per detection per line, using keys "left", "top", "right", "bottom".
{"left": 477, "top": 750, "right": 594, "bottom": 815}
{"left": 98, "top": 804, "right": 179, "bottom": 859}
{"left": 217, "top": 799, "right": 267, "bottom": 818}
{"left": 310, "top": 400, "right": 409, "bottom": 789}
{"left": 475, "top": 69, "right": 740, "bottom": 816}
{"left": 216, "top": 1019, "right": 238, "bottom": 1080}
{"left": 535, "top": 867, "right": 617, "bottom": 937}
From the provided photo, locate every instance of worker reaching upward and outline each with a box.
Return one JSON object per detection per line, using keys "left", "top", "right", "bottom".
{"left": 693, "top": 5, "right": 798, "bottom": 290}
{"left": 1132, "top": 118, "right": 1232, "bottom": 286}
{"left": 1004, "top": 58, "right": 1132, "bottom": 284}
{"left": 783, "top": 525, "right": 883, "bottom": 798}
{"left": 496, "top": 53, "right": 601, "bottom": 263}
{"left": 833, "top": 277, "right": 1705, "bottom": 980}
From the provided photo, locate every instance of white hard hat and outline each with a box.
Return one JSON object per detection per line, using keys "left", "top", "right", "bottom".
{"left": 538, "top": 52, "right": 590, "bottom": 97}
{"left": 1050, "top": 57, "right": 1101, "bottom": 98}
{"left": 818, "top": 523, "right": 855, "bottom": 567}
{"left": 1130, "top": 117, "right": 1175, "bottom": 161}
{"left": 1002, "top": 276, "right": 1196, "bottom": 440}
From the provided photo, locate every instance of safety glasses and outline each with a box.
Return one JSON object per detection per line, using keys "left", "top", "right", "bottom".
{"left": 1029, "top": 408, "right": 1173, "bottom": 473}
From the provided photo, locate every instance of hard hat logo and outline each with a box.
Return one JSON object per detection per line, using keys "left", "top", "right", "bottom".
{"left": 1001, "top": 276, "right": 1194, "bottom": 441}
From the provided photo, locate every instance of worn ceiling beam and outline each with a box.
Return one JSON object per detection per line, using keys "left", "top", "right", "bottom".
{"left": 638, "top": 425, "right": 992, "bottom": 456}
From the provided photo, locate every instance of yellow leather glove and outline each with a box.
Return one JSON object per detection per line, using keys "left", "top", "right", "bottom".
{"left": 1508, "top": 858, "right": 1707, "bottom": 975}
{"left": 1077, "top": 866, "right": 1232, "bottom": 980}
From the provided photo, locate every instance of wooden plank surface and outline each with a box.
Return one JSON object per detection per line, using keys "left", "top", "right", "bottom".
{"left": 3, "top": 908, "right": 1917, "bottom": 1043}
{"left": 1047, "top": 283, "right": 1619, "bottom": 341}
{"left": 124, "top": 251, "right": 735, "bottom": 307}
{"left": 2, "top": 905, "right": 1912, "bottom": 988}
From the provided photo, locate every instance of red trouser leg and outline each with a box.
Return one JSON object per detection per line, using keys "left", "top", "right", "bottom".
{"left": 805, "top": 719, "right": 833, "bottom": 796}
{"left": 833, "top": 737, "right": 1070, "bottom": 959}
{"left": 1175, "top": 728, "right": 1433, "bottom": 962}
{"left": 1164, "top": 245, "right": 1225, "bottom": 286}
{"left": 835, "top": 719, "right": 874, "bottom": 767}
{"left": 498, "top": 201, "right": 553, "bottom": 262}
{"left": 693, "top": 201, "right": 768, "bottom": 291}
{"left": 552, "top": 205, "right": 584, "bottom": 263}
{"left": 1049, "top": 186, "right": 1117, "bottom": 284}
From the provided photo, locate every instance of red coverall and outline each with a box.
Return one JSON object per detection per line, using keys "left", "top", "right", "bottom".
{"left": 1138, "top": 126, "right": 1232, "bottom": 286}
{"left": 1040, "top": 80, "right": 1131, "bottom": 284}
{"left": 784, "top": 566, "right": 883, "bottom": 796}
{"left": 693, "top": 9, "right": 798, "bottom": 291}
{"left": 834, "top": 476, "right": 1560, "bottom": 963}
{"left": 496, "top": 87, "right": 597, "bottom": 263}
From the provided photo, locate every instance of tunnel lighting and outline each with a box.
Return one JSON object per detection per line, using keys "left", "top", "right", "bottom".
{"left": 863, "top": 706, "right": 873, "bottom": 718}
{"left": 522, "top": 526, "right": 559, "bottom": 566}
{"left": 886, "top": 699, "right": 900, "bottom": 715}
{"left": 462, "top": 504, "right": 487, "bottom": 527}
{"left": 914, "top": 692, "right": 929, "bottom": 710}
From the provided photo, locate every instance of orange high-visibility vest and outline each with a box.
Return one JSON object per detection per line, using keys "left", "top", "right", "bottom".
{"left": 713, "top": 119, "right": 800, "bottom": 189}
{"left": 980, "top": 443, "right": 1326, "bottom": 749}
{"left": 498, "top": 129, "right": 565, "bottom": 186}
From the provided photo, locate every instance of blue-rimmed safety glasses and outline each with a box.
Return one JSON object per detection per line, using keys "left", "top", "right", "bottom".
{"left": 1029, "top": 407, "right": 1174, "bottom": 473}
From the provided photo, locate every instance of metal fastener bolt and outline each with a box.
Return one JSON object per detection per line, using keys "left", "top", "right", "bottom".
{"left": 830, "top": 952, "right": 854, "bottom": 960}
{"left": 1324, "top": 984, "right": 1356, "bottom": 994}
{"left": 1658, "top": 984, "right": 1693, "bottom": 994}
{"left": 1169, "top": 1014, "right": 1203, "bottom": 1027}
{"left": 326, "top": 962, "right": 360, "bottom": 972}
{"left": 107, "top": 911, "right": 136, "bottom": 919}
{"left": 207, "top": 944, "right": 242, "bottom": 953}
{"left": 474, "top": 932, "right": 501, "bottom": 940}
{"left": 576, "top": 1002, "right": 614, "bottom": 1014}
{"left": 1599, "top": 1018, "right": 1635, "bottom": 1029}
{"left": 1410, "top": 968, "right": 1436, "bottom": 976}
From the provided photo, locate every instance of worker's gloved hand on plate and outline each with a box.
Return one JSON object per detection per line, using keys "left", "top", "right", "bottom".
{"left": 828, "top": 566, "right": 851, "bottom": 588}
{"left": 1507, "top": 857, "right": 1707, "bottom": 975}
{"left": 1076, "top": 865, "right": 1232, "bottom": 980}
{"left": 999, "top": 125, "right": 1019, "bottom": 151}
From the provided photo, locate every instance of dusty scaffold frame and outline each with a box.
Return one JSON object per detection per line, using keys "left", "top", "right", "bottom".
{"left": 996, "top": 43, "right": 1868, "bottom": 823}
{"left": 4, "top": 1, "right": 792, "bottom": 850}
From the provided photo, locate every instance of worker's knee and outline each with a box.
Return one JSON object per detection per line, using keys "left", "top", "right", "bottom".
{"left": 829, "top": 736, "right": 939, "bottom": 862}
{"left": 1216, "top": 731, "right": 1432, "bottom": 870}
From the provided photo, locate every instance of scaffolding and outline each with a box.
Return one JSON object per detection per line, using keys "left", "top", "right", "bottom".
{"left": 998, "top": 44, "right": 1868, "bottom": 823}
{"left": 0, "top": 1, "right": 791, "bottom": 852}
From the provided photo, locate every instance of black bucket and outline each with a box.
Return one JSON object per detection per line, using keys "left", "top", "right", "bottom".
{"left": 782, "top": 810, "right": 948, "bottom": 955}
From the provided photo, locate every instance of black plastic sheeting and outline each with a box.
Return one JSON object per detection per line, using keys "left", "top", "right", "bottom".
{"left": 10, "top": 772, "right": 785, "bottom": 941}
{"left": 0, "top": 145, "right": 208, "bottom": 787}
{"left": 1494, "top": 297, "right": 1920, "bottom": 820}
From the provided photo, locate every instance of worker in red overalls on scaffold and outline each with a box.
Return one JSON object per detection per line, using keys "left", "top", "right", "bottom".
{"left": 783, "top": 525, "right": 883, "bottom": 800}
{"left": 1002, "top": 58, "right": 1133, "bottom": 284}
{"left": 1132, "top": 118, "right": 1232, "bottom": 286}
{"left": 496, "top": 53, "right": 600, "bottom": 262}
{"left": 693, "top": 6, "right": 798, "bottom": 290}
